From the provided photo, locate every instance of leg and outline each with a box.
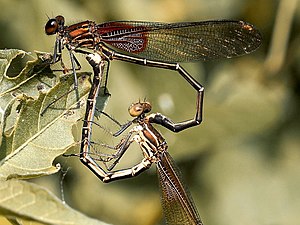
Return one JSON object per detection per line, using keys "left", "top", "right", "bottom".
{"left": 85, "top": 115, "right": 135, "bottom": 171}
{"left": 81, "top": 120, "right": 153, "bottom": 182}
{"left": 41, "top": 48, "right": 88, "bottom": 116}
{"left": 52, "top": 37, "right": 62, "bottom": 64}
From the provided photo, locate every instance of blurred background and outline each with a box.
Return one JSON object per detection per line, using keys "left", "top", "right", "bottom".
{"left": 1, "top": 0, "right": 299, "bottom": 225}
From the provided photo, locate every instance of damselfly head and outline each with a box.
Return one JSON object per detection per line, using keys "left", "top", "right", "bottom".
{"left": 128, "top": 101, "right": 152, "bottom": 117}
{"left": 45, "top": 15, "right": 65, "bottom": 35}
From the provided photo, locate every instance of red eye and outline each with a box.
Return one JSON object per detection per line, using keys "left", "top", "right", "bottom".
{"left": 45, "top": 19, "right": 58, "bottom": 35}
{"left": 45, "top": 16, "right": 65, "bottom": 35}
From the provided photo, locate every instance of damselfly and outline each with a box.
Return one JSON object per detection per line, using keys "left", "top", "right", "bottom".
{"left": 44, "top": 15, "right": 261, "bottom": 116}
{"left": 79, "top": 99, "right": 204, "bottom": 224}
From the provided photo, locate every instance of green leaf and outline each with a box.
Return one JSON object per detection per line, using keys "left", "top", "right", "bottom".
{"left": 0, "top": 49, "right": 109, "bottom": 180}
{"left": 0, "top": 50, "right": 54, "bottom": 113}
{"left": 0, "top": 180, "right": 109, "bottom": 225}
{"left": 0, "top": 50, "right": 56, "bottom": 156}
{"left": 0, "top": 49, "right": 111, "bottom": 225}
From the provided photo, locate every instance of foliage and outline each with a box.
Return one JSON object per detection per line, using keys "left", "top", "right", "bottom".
{"left": 0, "top": 49, "right": 109, "bottom": 225}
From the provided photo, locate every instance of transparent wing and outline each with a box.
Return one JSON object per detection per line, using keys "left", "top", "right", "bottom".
{"left": 99, "top": 20, "right": 262, "bottom": 62}
{"left": 156, "top": 151, "right": 202, "bottom": 225}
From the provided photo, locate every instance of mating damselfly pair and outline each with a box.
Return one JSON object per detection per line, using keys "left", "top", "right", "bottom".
{"left": 44, "top": 15, "right": 261, "bottom": 224}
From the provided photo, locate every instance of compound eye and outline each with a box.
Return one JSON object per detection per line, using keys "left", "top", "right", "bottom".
{"left": 142, "top": 102, "right": 152, "bottom": 113}
{"left": 45, "top": 18, "right": 58, "bottom": 35}
{"left": 128, "top": 104, "right": 143, "bottom": 117}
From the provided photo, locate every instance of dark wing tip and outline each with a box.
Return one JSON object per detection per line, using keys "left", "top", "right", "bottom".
{"left": 238, "top": 20, "right": 263, "bottom": 52}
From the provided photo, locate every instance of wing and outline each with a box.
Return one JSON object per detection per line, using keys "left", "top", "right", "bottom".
{"left": 97, "top": 20, "right": 262, "bottom": 62}
{"left": 156, "top": 151, "right": 202, "bottom": 225}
